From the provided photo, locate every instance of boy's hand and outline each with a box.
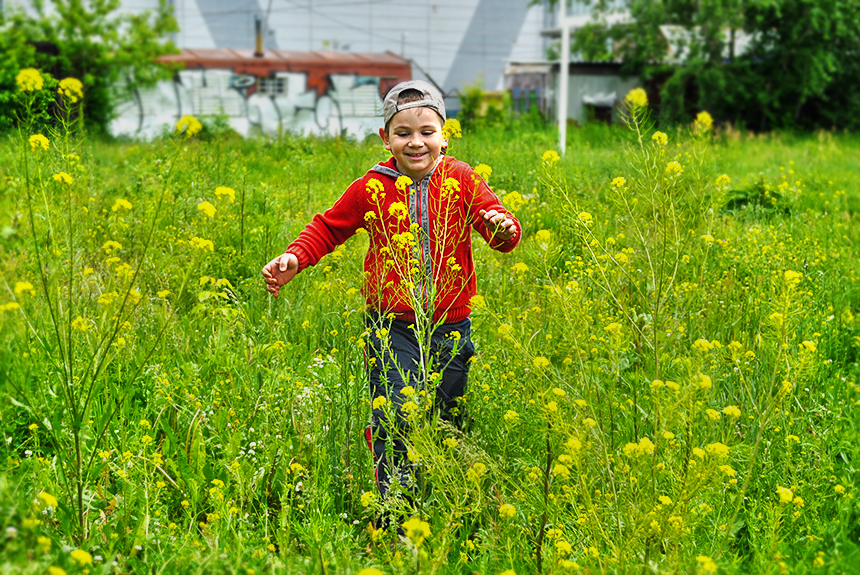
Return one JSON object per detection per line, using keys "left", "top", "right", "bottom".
{"left": 261, "top": 253, "right": 299, "bottom": 298}
{"left": 479, "top": 209, "right": 517, "bottom": 242}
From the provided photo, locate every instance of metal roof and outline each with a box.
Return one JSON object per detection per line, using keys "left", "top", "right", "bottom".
{"left": 157, "top": 49, "right": 411, "bottom": 96}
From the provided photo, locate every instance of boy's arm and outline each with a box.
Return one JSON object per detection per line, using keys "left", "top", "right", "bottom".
{"left": 261, "top": 252, "right": 298, "bottom": 298}
{"left": 466, "top": 172, "right": 522, "bottom": 252}
{"left": 262, "top": 179, "right": 365, "bottom": 295}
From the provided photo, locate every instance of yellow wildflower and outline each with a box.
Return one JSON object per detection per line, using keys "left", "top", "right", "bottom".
{"left": 542, "top": 150, "right": 560, "bottom": 164}
{"left": 696, "top": 555, "right": 717, "bottom": 573}
{"left": 112, "top": 198, "right": 132, "bottom": 211}
{"left": 402, "top": 517, "right": 431, "bottom": 546}
{"left": 578, "top": 211, "right": 593, "bottom": 224}
{"left": 533, "top": 356, "right": 551, "bottom": 369}
{"left": 14, "top": 281, "right": 35, "bottom": 296}
{"left": 442, "top": 118, "right": 462, "bottom": 139}
{"left": 652, "top": 131, "right": 668, "bottom": 146}
{"left": 665, "top": 161, "right": 683, "bottom": 177}
{"left": 38, "top": 491, "right": 58, "bottom": 508}
{"left": 474, "top": 163, "right": 492, "bottom": 181}
{"left": 57, "top": 78, "right": 84, "bottom": 103}
{"left": 214, "top": 186, "right": 236, "bottom": 202}
{"left": 694, "top": 111, "right": 714, "bottom": 133}
{"left": 722, "top": 405, "right": 741, "bottom": 418}
{"left": 198, "top": 201, "right": 216, "bottom": 218}
{"left": 776, "top": 486, "right": 793, "bottom": 504}
{"left": 499, "top": 503, "right": 516, "bottom": 519}
{"left": 52, "top": 172, "right": 73, "bottom": 185}
{"left": 29, "top": 134, "right": 49, "bottom": 151}
{"left": 16, "top": 68, "right": 43, "bottom": 92}
{"left": 611, "top": 176, "right": 627, "bottom": 189}
{"left": 176, "top": 115, "right": 202, "bottom": 137}
{"left": 625, "top": 87, "right": 648, "bottom": 108}
{"left": 70, "top": 549, "right": 92, "bottom": 566}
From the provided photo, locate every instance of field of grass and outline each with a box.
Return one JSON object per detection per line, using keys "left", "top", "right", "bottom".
{"left": 1, "top": 94, "right": 860, "bottom": 574}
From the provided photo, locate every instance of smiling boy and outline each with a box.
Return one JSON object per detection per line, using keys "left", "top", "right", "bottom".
{"left": 262, "top": 80, "right": 521, "bottom": 509}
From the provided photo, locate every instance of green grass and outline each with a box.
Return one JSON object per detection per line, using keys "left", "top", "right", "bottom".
{"left": 1, "top": 110, "right": 859, "bottom": 575}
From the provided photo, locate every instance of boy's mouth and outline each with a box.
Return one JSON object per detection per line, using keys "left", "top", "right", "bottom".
{"left": 406, "top": 152, "right": 427, "bottom": 159}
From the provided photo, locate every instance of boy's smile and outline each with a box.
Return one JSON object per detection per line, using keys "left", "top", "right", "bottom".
{"left": 379, "top": 107, "right": 448, "bottom": 182}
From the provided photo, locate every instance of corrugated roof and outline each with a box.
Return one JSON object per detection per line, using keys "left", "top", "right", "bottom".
{"left": 157, "top": 49, "right": 411, "bottom": 96}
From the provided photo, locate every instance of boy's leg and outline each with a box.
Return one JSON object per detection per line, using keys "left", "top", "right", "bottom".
{"left": 365, "top": 315, "right": 422, "bottom": 501}
{"left": 430, "top": 317, "right": 475, "bottom": 428}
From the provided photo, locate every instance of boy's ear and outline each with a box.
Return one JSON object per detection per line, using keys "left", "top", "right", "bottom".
{"left": 378, "top": 128, "right": 391, "bottom": 150}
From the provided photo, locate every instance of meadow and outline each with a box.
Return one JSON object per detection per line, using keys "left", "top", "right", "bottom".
{"left": 1, "top": 80, "right": 859, "bottom": 574}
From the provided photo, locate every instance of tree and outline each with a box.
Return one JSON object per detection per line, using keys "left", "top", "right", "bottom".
{"left": 1, "top": 0, "right": 179, "bottom": 133}
{"left": 550, "top": 0, "right": 860, "bottom": 131}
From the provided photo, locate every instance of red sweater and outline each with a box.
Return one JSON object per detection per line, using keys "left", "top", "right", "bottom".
{"left": 286, "top": 155, "right": 521, "bottom": 323}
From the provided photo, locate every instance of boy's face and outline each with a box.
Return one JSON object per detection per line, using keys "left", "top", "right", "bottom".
{"left": 379, "top": 107, "right": 448, "bottom": 182}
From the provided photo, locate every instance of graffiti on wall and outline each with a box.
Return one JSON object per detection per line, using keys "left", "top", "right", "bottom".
{"left": 110, "top": 70, "right": 385, "bottom": 139}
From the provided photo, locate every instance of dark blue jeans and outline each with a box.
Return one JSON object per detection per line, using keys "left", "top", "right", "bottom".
{"left": 364, "top": 314, "right": 475, "bottom": 500}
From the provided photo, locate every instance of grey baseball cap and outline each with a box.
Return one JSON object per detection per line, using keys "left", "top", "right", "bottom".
{"left": 383, "top": 80, "right": 446, "bottom": 126}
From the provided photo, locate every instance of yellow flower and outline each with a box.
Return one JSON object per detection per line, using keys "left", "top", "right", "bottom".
{"left": 394, "top": 175, "right": 413, "bottom": 191}
{"left": 658, "top": 495, "right": 672, "bottom": 506}
{"left": 215, "top": 186, "right": 236, "bottom": 202}
{"left": 29, "top": 134, "right": 49, "bottom": 151}
{"left": 611, "top": 176, "right": 627, "bottom": 189}
{"left": 503, "top": 409, "right": 519, "bottom": 422}
{"left": 718, "top": 464, "right": 736, "bottom": 477}
{"left": 651, "top": 131, "right": 668, "bottom": 146}
{"left": 443, "top": 437, "right": 458, "bottom": 449}
{"left": 70, "top": 549, "right": 93, "bottom": 566}
{"left": 835, "top": 484, "right": 845, "bottom": 494}
{"left": 360, "top": 491, "right": 376, "bottom": 507}
{"left": 694, "top": 111, "right": 714, "bottom": 133}
{"left": 442, "top": 118, "right": 462, "bottom": 139}
{"left": 388, "top": 201, "right": 408, "bottom": 221}
{"left": 705, "top": 442, "right": 730, "bottom": 458}
{"left": 535, "top": 229, "right": 551, "bottom": 244}
{"left": 198, "top": 201, "right": 216, "bottom": 218}
{"left": 176, "top": 115, "right": 203, "bottom": 137}
{"left": 776, "top": 486, "right": 793, "bottom": 504}
{"left": 784, "top": 270, "right": 803, "bottom": 287}
{"left": 474, "top": 163, "right": 492, "bottom": 181}
{"left": 466, "top": 462, "right": 487, "bottom": 482}
{"left": 532, "top": 356, "right": 551, "bottom": 369}
{"left": 722, "top": 405, "right": 741, "bottom": 418}
{"left": 14, "top": 281, "right": 35, "bottom": 296}
{"left": 38, "top": 491, "right": 58, "bottom": 508}
{"left": 57, "top": 77, "right": 84, "bottom": 103}
{"left": 102, "top": 240, "right": 123, "bottom": 253}
{"left": 357, "top": 569, "right": 384, "bottom": 575}
{"left": 623, "top": 437, "right": 655, "bottom": 457}
{"left": 625, "top": 87, "right": 648, "bottom": 108}
{"left": 47, "top": 567, "right": 66, "bottom": 575}
{"left": 71, "top": 316, "right": 90, "bottom": 332}
{"left": 470, "top": 294, "right": 486, "bottom": 310}
{"left": 695, "top": 373, "right": 713, "bottom": 390}
{"left": 716, "top": 174, "right": 731, "bottom": 188}
{"left": 696, "top": 555, "right": 717, "bottom": 573}
{"left": 512, "top": 262, "right": 529, "bottom": 274}
{"left": 499, "top": 503, "right": 516, "bottom": 519}
{"left": 16, "top": 68, "right": 44, "bottom": 92}
{"left": 800, "top": 340, "right": 817, "bottom": 353}
{"left": 551, "top": 464, "right": 570, "bottom": 479}
{"left": 52, "top": 172, "right": 73, "bottom": 185}
{"left": 372, "top": 396, "right": 387, "bottom": 410}
{"left": 578, "top": 211, "right": 593, "bottom": 224}
{"left": 112, "top": 198, "right": 132, "bottom": 211}
{"left": 402, "top": 516, "right": 431, "bottom": 546}
{"left": 665, "top": 161, "right": 683, "bottom": 177}
{"left": 190, "top": 237, "right": 215, "bottom": 252}
{"left": 542, "top": 150, "right": 560, "bottom": 164}
{"left": 705, "top": 409, "right": 721, "bottom": 422}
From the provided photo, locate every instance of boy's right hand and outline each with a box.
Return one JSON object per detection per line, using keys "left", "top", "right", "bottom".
{"left": 261, "top": 253, "right": 299, "bottom": 298}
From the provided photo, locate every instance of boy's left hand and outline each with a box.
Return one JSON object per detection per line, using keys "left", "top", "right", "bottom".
{"left": 479, "top": 209, "right": 517, "bottom": 242}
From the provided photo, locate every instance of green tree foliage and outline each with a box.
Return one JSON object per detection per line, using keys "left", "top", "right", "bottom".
{"left": 553, "top": 0, "right": 860, "bottom": 131}
{"left": 0, "top": 0, "right": 179, "bottom": 133}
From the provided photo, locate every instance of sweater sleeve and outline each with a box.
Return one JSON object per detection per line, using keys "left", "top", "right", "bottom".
{"left": 461, "top": 164, "right": 522, "bottom": 253}
{"left": 285, "top": 178, "right": 367, "bottom": 272}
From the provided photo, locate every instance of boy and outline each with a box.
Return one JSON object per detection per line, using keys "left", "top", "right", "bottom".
{"left": 261, "top": 80, "right": 521, "bottom": 507}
